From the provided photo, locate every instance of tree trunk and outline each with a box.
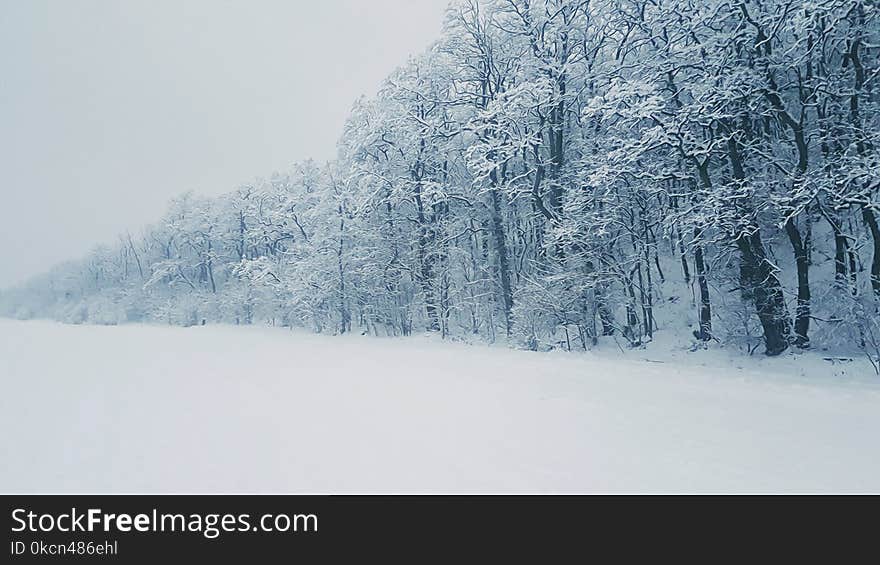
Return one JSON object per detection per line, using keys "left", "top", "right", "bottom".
{"left": 488, "top": 172, "right": 514, "bottom": 336}
{"left": 723, "top": 139, "right": 790, "bottom": 355}
{"left": 784, "top": 217, "right": 810, "bottom": 347}
{"left": 677, "top": 228, "right": 691, "bottom": 285}
{"left": 337, "top": 208, "right": 350, "bottom": 334}
{"left": 692, "top": 227, "right": 711, "bottom": 341}
{"left": 413, "top": 175, "right": 440, "bottom": 332}
{"left": 736, "top": 231, "right": 791, "bottom": 356}
{"left": 863, "top": 207, "right": 880, "bottom": 299}
{"left": 832, "top": 217, "right": 848, "bottom": 284}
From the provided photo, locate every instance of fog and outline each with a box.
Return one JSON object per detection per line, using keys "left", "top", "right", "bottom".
{"left": 0, "top": 0, "right": 448, "bottom": 288}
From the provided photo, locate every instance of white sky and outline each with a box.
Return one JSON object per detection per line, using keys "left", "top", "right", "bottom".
{"left": 0, "top": 0, "right": 449, "bottom": 287}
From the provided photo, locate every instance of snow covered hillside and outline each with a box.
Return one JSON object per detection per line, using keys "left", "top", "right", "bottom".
{"left": 1, "top": 319, "right": 878, "bottom": 493}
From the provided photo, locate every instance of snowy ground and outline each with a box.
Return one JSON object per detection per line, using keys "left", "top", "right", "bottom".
{"left": 1, "top": 318, "right": 878, "bottom": 493}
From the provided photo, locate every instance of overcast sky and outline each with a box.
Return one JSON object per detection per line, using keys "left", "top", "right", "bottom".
{"left": 0, "top": 0, "right": 449, "bottom": 288}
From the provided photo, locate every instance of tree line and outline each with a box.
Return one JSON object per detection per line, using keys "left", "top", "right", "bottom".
{"left": 3, "top": 0, "right": 879, "bottom": 364}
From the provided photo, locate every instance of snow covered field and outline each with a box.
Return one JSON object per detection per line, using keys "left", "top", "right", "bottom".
{"left": 1, "top": 318, "right": 878, "bottom": 493}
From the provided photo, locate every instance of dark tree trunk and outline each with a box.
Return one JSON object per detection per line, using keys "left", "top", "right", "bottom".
{"left": 678, "top": 231, "right": 691, "bottom": 285}
{"left": 670, "top": 199, "right": 691, "bottom": 284}
{"left": 724, "top": 138, "right": 790, "bottom": 355}
{"left": 784, "top": 217, "right": 811, "bottom": 347}
{"left": 847, "top": 25, "right": 880, "bottom": 299}
{"left": 622, "top": 272, "right": 640, "bottom": 346}
{"left": 489, "top": 170, "right": 514, "bottom": 336}
{"left": 832, "top": 218, "right": 848, "bottom": 284}
{"left": 337, "top": 209, "right": 350, "bottom": 335}
{"left": 637, "top": 260, "right": 652, "bottom": 339}
{"left": 762, "top": 71, "right": 813, "bottom": 347}
{"left": 412, "top": 150, "right": 440, "bottom": 332}
{"left": 692, "top": 227, "right": 712, "bottom": 341}
{"left": 863, "top": 207, "right": 880, "bottom": 299}
{"left": 736, "top": 231, "right": 791, "bottom": 356}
